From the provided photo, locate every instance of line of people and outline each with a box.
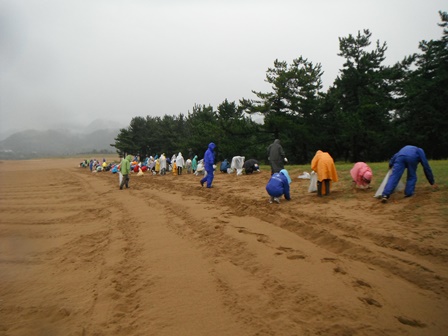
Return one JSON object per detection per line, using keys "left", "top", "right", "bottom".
{"left": 265, "top": 140, "right": 436, "bottom": 204}
{"left": 118, "top": 152, "right": 203, "bottom": 190}
{"left": 79, "top": 158, "right": 112, "bottom": 172}
{"left": 115, "top": 139, "right": 437, "bottom": 202}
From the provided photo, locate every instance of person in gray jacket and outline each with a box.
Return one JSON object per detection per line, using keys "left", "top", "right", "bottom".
{"left": 267, "top": 139, "right": 288, "bottom": 175}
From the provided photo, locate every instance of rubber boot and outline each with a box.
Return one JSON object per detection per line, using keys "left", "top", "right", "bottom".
{"left": 324, "top": 179, "right": 330, "bottom": 196}
{"left": 317, "top": 181, "right": 322, "bottom": 197}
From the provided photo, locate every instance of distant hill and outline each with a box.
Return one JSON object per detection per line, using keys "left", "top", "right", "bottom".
{"left": 0, "top": 128, "right": 20, "bottom": 142}
{"left": 84, "top": 119, "right": 124, "bottom": 133}
{"left": 0, "top": 127, "right": 121, "bottom": 160}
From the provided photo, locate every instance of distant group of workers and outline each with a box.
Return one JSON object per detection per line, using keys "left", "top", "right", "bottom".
{"left": 110, "top": 139, "right": 436, "bottom": 204}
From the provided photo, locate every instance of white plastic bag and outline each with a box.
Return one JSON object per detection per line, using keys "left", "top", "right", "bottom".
{"left": 298, "top": 172, "right": 310, "bottom": 179}
{"left": 374, "top": 169, "right": 405, "bottom": 198}
{"left": 119, "top": 172, "right": 123, "bottom": 186}
{"left": 308, "top": 171, "right": 317, "bottom": 193}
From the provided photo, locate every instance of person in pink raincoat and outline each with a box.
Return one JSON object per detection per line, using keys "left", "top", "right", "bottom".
{"left": 350, "top": 162, "right": 373, "bottom": 188}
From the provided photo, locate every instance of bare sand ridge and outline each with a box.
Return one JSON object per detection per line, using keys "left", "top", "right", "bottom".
{"left": 0, "top": 158, "right": 447, "bottom": 336}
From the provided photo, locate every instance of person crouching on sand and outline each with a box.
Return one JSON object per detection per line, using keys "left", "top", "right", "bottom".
{"left": 266, "top": 169, "right": 291, "bottom": 204}
{"left": 350, "top": 162, "right": 372, "bottom": 189}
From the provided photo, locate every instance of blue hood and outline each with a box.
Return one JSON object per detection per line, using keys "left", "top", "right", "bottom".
{"left": 280, "top": 169, "right": 292, "bottom": 184}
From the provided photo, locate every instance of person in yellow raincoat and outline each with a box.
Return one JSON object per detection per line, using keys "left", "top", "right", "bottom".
{"left": 172, "top": 161, "right": 177, "bottom": 175}
{"left": 311, "top": 150, "right": 338, "bottom": 196}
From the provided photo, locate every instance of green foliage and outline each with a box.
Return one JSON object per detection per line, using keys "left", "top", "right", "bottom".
{"left": 326, "top": 29, "right": 395, "bottom": 162}
{"left": 111, "top": 102, "right": 265, "bottom": 162}
{"left": 240, "top": 57, "right": 325, "bottom": 163}
{"left": 394, "top": 11, "right": 448, "bottom": 159}
{"left": 111, "top": 11, "right": 448, "bottom": 163}
{"left": 183, "top": 104, "right": 219, "bottom": 159}
{"left": 215, "top": 99, "right": 262, "bottom": 161}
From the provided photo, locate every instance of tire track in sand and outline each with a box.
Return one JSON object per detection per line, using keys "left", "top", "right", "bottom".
{"left": 3, "top": 161, "right": 447, "bottom": 336}
{"left": 103, "top": 169, "right": 448, "bottom": 335}
{"left": 74, "top": 169, "right": 255, "bottom": 336}
{"left": 133, "top": 183, "right": 397, "bottom": 335}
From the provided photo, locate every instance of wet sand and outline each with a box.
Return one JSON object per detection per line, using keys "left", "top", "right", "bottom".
{"left": 1, "top": 158, "right": 447, "bottom": 336}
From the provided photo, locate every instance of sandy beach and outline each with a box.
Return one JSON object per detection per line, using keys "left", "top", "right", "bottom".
{"left": 0, "top": 158, "right": 447, "bottom": 336}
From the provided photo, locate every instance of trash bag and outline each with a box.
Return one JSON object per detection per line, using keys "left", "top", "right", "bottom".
{"left": 374, "top": 169, "right": 405, "bottom": 198}
{"left": 298, "top": 171, "right": 310, "bottom": 179}
{"left": 119, "top": 172, "right": 123, "bottom": 186}
{"left": 308, "top": 171, "right": 317, "bottom": 193}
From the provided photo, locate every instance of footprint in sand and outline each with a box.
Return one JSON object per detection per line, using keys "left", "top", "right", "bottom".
{"left": 333, "top": 266, "right": 347, "bottom": 274}
{"left": 286, "top": 254, "right": 305, "bottom": 260}
{"left": 238, "top": 228, "right": 270, "bottom": 244}
{"left": 395, "top": 316, "right": 427, "bottom": 328}
{"left": 358, "top": 296, "right": 382, "bottom": 307}
{"left": 212, "top": 216, "right": 229, "bottom": 224}
{"left": 354, "top": 279, "right": 372, "bottom": 288}
{"left": 276, "top": 246, "right": 306, "bottom": 260}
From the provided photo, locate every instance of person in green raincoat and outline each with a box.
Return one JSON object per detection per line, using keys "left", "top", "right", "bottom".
{"left": 119, "top": 154, "right": 133, "bottom": 190}
{"left": 192, "top": 155, "right": 198, "bottom": 174}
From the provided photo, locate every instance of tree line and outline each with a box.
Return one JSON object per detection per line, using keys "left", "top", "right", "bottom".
{"left": 112, "top": 11, "right": 447, "bottom": 164}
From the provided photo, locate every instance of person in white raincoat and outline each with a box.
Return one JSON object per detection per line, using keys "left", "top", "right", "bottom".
{"left": 230, "top": 156, "right": 245, "bottom": 175}
{"left": 176, "top": 152, "right": 185, "bottom": 175}
{"left": 159, "top": 153, "right": 167, "bottom": 175}
{"left": 186, "top": 158, "right": 192, "bottom": 173}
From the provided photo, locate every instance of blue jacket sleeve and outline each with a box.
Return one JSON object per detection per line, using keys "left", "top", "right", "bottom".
{"left": 417, "top": 148, "right": 435, "bottom": 185}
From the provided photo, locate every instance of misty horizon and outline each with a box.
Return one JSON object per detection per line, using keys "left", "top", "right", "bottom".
{"left": 1, "top": 0, "right": 445, "bottom": 135}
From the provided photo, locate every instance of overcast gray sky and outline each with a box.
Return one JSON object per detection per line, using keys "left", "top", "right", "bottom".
{"left": 0, "top": 0, "right": 445, "bottom": 134}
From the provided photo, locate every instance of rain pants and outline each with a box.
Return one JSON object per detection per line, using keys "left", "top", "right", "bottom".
{"left": 383, "top": 145, "right": 434, "bottom": 197}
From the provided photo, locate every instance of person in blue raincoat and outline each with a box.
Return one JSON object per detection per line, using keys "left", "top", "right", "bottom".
{"left": 200, "top": 142, "right": 216, "bottom": 188}
{"left": 220, "top": 159, "right": 230, "bottom": 173}
{"left": 381, "top": 145, "right": 436, "bottom": 203}
{"left": 265, "top": 169, "right": 291, "bottom": 204}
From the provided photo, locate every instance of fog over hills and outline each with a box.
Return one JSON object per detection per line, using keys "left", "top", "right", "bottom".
{"left": 0, "top": 119, "right": 126, "bottom": 159}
